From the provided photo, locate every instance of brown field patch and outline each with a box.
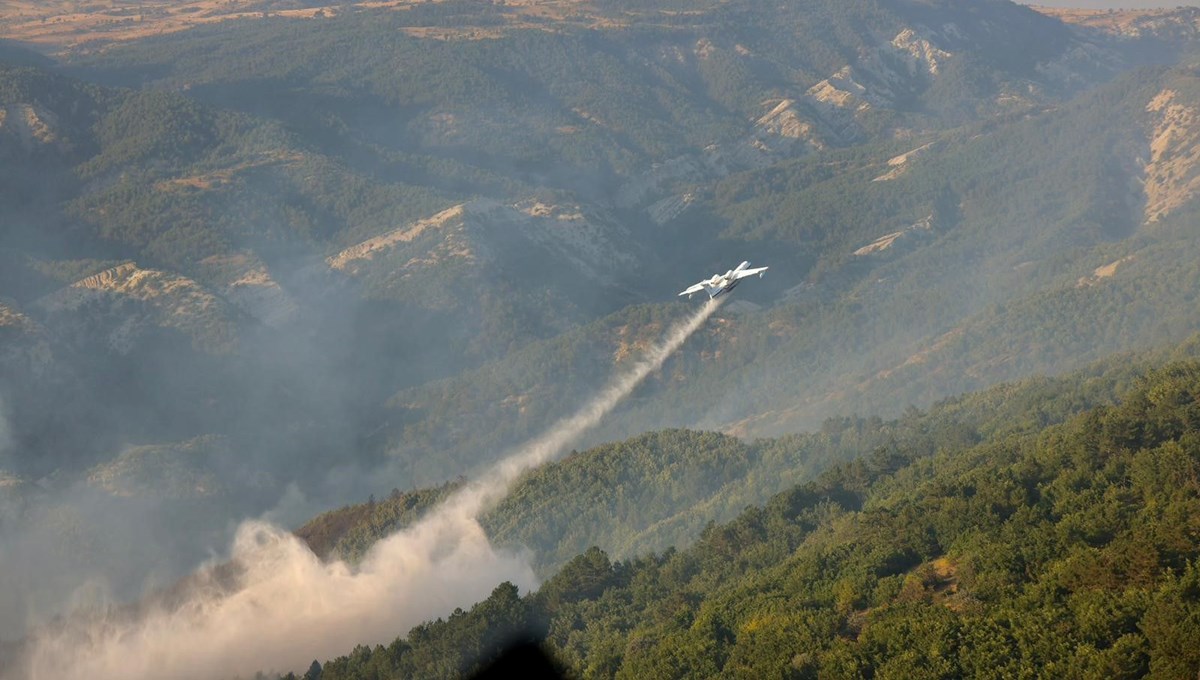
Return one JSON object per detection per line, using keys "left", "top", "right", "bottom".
{"left": 0, "top": 0, "right": 630, "bottom": 54}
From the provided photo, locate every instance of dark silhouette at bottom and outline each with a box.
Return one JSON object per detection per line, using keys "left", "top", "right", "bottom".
{"left": 467, "top": 642, "right": 569, "bottom": 680}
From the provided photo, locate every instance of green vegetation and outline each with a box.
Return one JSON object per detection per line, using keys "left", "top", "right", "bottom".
{"left": 302, "top": 343, "right": 1154, "bottom": 575}
{"left": 297, "top": 481, "right": 463, "bottom": 561}
{"left": 284, "top": 358, "right": 1200, "bottom": 679}
{"left": 375, "top": 65, "right": 1200, "bottom": 481}
{"left": 3, "top": 4, "right": 1200, "bottom": 678}
{"left": 3, "top": 0, "right": 1194, "bottom": 500}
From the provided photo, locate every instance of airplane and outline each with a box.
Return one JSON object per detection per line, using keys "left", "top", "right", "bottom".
{"left": 678, "top": 261, "right": 768, "bottom": 300}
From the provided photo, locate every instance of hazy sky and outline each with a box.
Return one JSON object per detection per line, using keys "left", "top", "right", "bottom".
{"left": 1020, "top": 1, "right": 1200, "bottom": 7}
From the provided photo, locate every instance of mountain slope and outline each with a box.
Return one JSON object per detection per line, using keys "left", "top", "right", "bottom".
{"left": 374, "top": 64, "right": 1200, "bottom": 479}
{"left": 5, "top": 3, "right": 1200, "bottom": 636}
{"left": 296, "top": 355, "right": 1200, "bottom": 680}
{"left": 299, "top": 344, "right": 1169, "bottom": 579}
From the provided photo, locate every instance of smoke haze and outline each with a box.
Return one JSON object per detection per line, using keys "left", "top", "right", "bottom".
{"left": 11, "top": 299, "right": 721, "bottom": 680}
{"left": 0, "top": 396, "right": 11, "bottom": 466}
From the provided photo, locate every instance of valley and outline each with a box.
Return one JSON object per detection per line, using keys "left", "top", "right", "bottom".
{"left": 2, "top": 0, "right": 1200, "bottom": 677}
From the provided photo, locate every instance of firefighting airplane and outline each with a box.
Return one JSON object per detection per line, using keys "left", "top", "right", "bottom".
{"left": 678, "top": 261, "right": 768, "bottom": 300}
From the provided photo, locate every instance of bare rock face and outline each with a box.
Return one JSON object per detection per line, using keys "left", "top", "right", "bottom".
{"left": 1077, "top": 256, "right": 1135, "bottom": 288}
{"left": 1142, "top": 88, "right": 1200, "bottom": 226}
{"left": 872, "top": 141, "right": 940, "bottom": 182}
{"left": 852, "top": 214, "right": 935, "bottom": 257}
{"left": 196, "top": 253, "right": 299, "bottom": 328}
{"left": 613, "top": 21, "right": 972, "bottom": 218}
{"left": 0, "top": 103, "right": 67, "bottom": 152}
{"left": 0, "top": 301, "right": 38, "bottom": 335}
{"left": 616, "top": 98, "right": 829, "bottom": 215}
{"left": 36, "top": 262, "right": 242, "bottom": 354}
{"left": 647, "top": 192, "right": 697, "bottom": 227}
{"left": 326, "top": 204, "right": 470, "bottom": 274}
{"left": 0, "top": 301, "right": 52, "bottom": 372}
{"left": 754, "top": 99, "right": 816, "bottom": 140}
{"left": 329, "top": 198, "right": 639, "bottom": 290}
{"left": 890, "top": 28, "right": 952, "bottom": 76}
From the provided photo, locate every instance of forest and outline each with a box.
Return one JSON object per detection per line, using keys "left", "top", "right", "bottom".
{"left": 278, "top": 349, "right": 1200, "bottom": 678}
{"left": 4, "top": 2, "right": 1200, "bottom": 677}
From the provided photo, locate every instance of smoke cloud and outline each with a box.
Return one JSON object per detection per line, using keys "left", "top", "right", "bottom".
{"left": 11, "top": 299, "right": 721, "bottom": 680}
{"left": 0, "top": 395, "right": 11, "bottom": 465}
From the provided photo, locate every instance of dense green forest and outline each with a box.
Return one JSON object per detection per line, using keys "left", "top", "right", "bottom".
{"left": 279, "top": 355, "right": 1200, "bottom": 679}
{"left": 6, "top": 4, "right": 1200, "bottom": 672}
{"left": 304, "top": 344, "right": 1156, "bottom": 576}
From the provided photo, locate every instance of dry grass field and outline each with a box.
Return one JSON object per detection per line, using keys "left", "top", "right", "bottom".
{"left": 0, "top": 0, "right": 630, "bottom": 54}
{"left": 1033, "top": 5, "right": 1200, "bottom": 36}
{"left": 0, "top": 1, "right": 336, "bottom": 52}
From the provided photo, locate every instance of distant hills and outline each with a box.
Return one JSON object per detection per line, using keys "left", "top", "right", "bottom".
{"left": 2, "top": 1, "right": 1200, "bottom": 676}
{"left": 5, "top": 0, "right": 1200, "bottom": 643}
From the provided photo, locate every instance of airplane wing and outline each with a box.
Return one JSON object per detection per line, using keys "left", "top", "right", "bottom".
{"left": 678, "top": 282, "right": 707, "bottom": 297}
{"left": 732, "top": 266, "right": 768, "bottom": 280}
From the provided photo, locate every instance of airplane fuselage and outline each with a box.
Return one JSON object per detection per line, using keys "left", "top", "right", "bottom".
{"left": 710, "top": 277, "right": 739, "bottom": 298}
{"left": 680, "top": 261, "right": 762, "bottom": 300}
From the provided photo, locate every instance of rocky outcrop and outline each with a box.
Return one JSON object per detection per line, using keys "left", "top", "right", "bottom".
{"left": 0, "top": 300, "right": 52, "bottom": 371}
{"left": 327, "top": 204, "right": 469, "bottom": 272}
{"left": 890, "top": 28, "right": 951, "bottom": 76}
{"left": 197, "top": 253, "right": 299, "bottom": 327}
{"left": 754, "top": 99, "right": 816, "bottom": 140}
{"left": 1077, "top": 256, "right": 1135, "bottom": 288}
{"left": 873, "top": 141, "right": 939, "bottom": 182}
{"left": 647, "top": 192, "right": 697, "bottom": 226}
{"left": 0, "top": 301, "right": 37, "bottom": 334}
{"left": 616, "top": 98, "right": 827, "bottom": 212}
{"left": 1142, "top": 88, "right": 1200, "bottom": 225}
{"left": 853, "top": 214, "right": 934, "bottom": 257}
{"left": 0, "top": 103, "right": 65, "bottom": 151}
{"left": 330, "top": 198, "right": 639, "bottom": 287}
{"left": 803, "top": 66, "right": 876, "bottom": 144}
{"left": 803, "top": 26, "right": 954, "bottom": 117}
{"left": 37, "top": 262, "right": 240, "bottom": 354}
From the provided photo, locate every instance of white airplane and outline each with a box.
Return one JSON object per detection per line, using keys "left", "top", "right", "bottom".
{"left": 678, "top": 261, "right": 769, "bottom": 300}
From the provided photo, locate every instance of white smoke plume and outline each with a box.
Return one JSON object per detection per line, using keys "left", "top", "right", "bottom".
{"left": 14, "top": 299, "right": 722, "bottom": 680}
{"left": 445, "top": 297, "right": 723, "bottom": 521}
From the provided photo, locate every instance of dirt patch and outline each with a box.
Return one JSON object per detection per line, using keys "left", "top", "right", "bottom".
{"left": 1077, "top": 255, "right": 1134, "bottom": 288}
{"left": 326, "top": 203, "right": 466, "bottom": 272}
{"left": 154, "top": 152, "right": 301, "bottom": 193}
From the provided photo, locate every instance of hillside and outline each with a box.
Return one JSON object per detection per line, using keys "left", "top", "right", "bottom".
{"left": 288, "top": 355, "right": 1200, "bottom": 680}
{"left": 373, "top": 63, "right": 1200, "bottom": 485}
{"left": 3, "top": 0, "right": 1196, "bottom": 494}
{"left": 6, "top": 0, "right": 1200, "bottom": 657}
{"left": 0, "top": 57, "right": 639, "bottom": 487}
{"left": 300, "top": 345, "right": 1163, "bottom": 578}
